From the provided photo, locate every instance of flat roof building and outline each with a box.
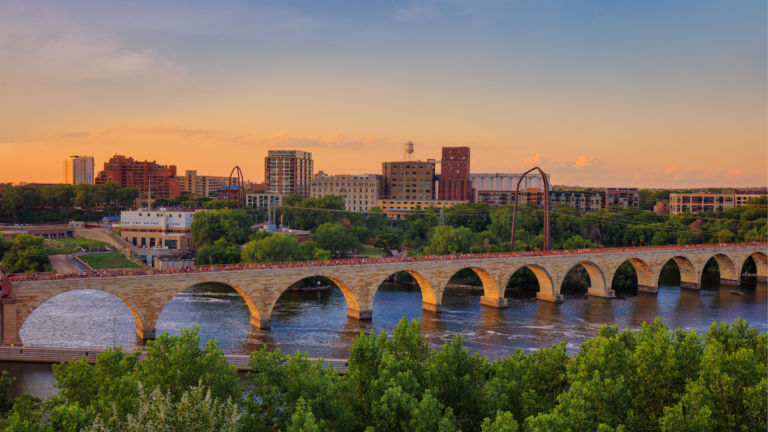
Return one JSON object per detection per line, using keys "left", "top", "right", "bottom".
{"left": 96, "top": 155, "right": 181, "bottom": 199}
{"left": 63, "top": 155, "right": 95, "bottom": 185}
{"left": 311, "top": 174, "right": 380, "bottom": 212}
{"left": 382, "top": 160, "right": 436, "bottom": 200}
{"left": 265, "top": 150, "right": 313, "bottom": 198}
{"left": 669, "top": 190, "right": 767, "bottom": 214}
{"left": 438, "top": 147, "right": 473, "bottom": 201}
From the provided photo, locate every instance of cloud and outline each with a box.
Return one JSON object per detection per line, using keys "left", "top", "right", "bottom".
{"left": 522, "top": 153, "right": 544, "bottom": 166}
{"left": 0, "top": 2, "right": 176, "bottom": 81}
{"left": 46, "top": 123, "right": 383, "bottom": 151}
{"left": 572, "top": 154, "right": 605, "bottom": 170}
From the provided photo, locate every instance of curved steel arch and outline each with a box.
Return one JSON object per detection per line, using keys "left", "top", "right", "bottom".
{"left": 226, "top": 165, "right": 246, "bottom": 209}
{"left": 510, "top": 166, "right": 550, "bottom": 250}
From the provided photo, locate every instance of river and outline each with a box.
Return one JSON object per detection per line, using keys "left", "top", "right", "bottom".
{"left": 7, "top": 273, "right": 767, "bottom": 398}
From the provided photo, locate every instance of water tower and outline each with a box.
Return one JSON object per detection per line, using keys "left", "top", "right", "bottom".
{"left": 404, "top": 141, "right": 415, "bottom": 160}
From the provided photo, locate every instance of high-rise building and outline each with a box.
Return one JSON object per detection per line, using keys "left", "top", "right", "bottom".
{"left": 265, "top": 150, "right": 313, "bottom": 198}
{"left": 381, "top": 160, "right": 436, "bottom": 200}
{"left": 95, "top": 155, "right": 181, "bottom": 199}
{"left": 63, "top": 155, "right": 95, "bottom": 185}
{"left": 438, "top": 147, "right": 473, "bottom": 201}
{"left": 310, "top": 174, "right": 380, "bottom": 212}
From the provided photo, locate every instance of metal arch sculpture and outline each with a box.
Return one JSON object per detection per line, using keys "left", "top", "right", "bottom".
{"left": 226, "top": 166, "right": 246, "bottom": 209}
{"left": 510, "top": 166, "right": 551, "bottom": 250}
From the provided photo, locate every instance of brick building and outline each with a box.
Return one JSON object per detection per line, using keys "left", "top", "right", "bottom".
{"left": 95, "top": 155, "right": 181, "bottom": 199}
{"left": 438, "top": 147, "right": 473, "bottom": 201}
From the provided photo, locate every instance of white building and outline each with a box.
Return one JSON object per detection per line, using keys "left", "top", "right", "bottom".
{"left": 310, "top": 174, "right": 380, "bottom": 212}
{"left": 120, "top": 208, "right": 201, "bottom": 251}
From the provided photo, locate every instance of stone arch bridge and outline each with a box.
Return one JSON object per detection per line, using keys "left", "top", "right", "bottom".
{"left": 1, "top": 243, "right": 765, "bottom": 345}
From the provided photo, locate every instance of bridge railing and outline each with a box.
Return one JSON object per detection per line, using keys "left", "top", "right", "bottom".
{"left": 2, "top": 242, "right": 765, "bottom": 283}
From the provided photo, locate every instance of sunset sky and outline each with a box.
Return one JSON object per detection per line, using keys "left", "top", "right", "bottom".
{"left": 1, "top": 0, "right": 765, "bottom": 187}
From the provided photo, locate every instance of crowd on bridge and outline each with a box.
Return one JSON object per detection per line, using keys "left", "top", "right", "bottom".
{"left": 1, "top": 242, "right": 762, "bottom": 283}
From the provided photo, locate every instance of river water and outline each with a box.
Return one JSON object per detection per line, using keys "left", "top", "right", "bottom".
{"left": 8, "top": 274, "right": 767, "bottom": 397}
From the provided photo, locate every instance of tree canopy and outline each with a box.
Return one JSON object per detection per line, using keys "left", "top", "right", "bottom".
{"left": 2, "top": 319, "right": 764, "bottom": 432}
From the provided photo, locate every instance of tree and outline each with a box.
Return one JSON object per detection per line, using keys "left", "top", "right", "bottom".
{"left": 244, "top": 348, "right": 354, "bottom": 432}
{"left": 85, "top": 383, "right": 242, "bottom": 432}
{"left": 195, "top": 238, "right": 241, "bottom": 265}
{"left": 425, "top": 225, "right": 475, "bottom": 255}
{"left": 241, "top": 234, "right": 305, "bottom": 263}
{"left": 311, "top": 223, "right": 360, "bottom": 257}
{"left": 191, "top": 209, "right": 253, "bottom": 247}
{"left": 1, "top": 234, "right": 51, "bottom": 273}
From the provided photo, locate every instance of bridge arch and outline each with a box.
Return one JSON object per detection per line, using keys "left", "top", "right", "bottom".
{"left": 18, "top": 289, "right": 146, "bottom": 346}
{"left": 610, "top": 258, "right": 654, "bottom": 293}
{"left": 504, "top": 264, "right": 556, "bottom": 301}
{"left": 703, "top": 254, "right": 739, "bottom": 286}
{"left": 263, "top": 275, "right": 362, "bottom": 324}
{"left": 156, "top": 281, "right": 265, "bottom": 333}
{"left": 372, "top": 269, "right": 439, "bottom": 313}
{"left": 562, "top": 261, "right": 611, "bottom": 298}
{"left": 742, "top": 252, "right": 767, "bottom": 281}
{"left": 444, "top": 266, "right": 499, "bottom": 298}
{"left": 659, "top": 256, "right": 699, "bottom": 289}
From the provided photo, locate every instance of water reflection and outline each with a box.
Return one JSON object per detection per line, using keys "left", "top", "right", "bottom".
{"left": 19, "top": 280, "right": 767, "bottom": 359}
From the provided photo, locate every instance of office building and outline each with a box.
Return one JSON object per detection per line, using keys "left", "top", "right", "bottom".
{"left": 265, "top": 150, "right": 313, "bottom": 198}
{"left": 120, "top": 209, "right": 201, "bottom": 251}
{"left": 95, "top": 155, "right": 181, "bottom": 199}
{"left": 63, "top": 155, "right": 95, "bottom": 185}
{"left": 438, "top": 147, "right": 473, "bottom": 201}
{"left": 178, "top": 170, "right": 235, "bottom": 197}
{"left": 310, "top": 174, "right": 380, "bottom": 212}
{"left": 669, "top": 189, "right": 767, "bottom": 215}
{"left": 381, "top": 160, "right": 436, "bottom": 200}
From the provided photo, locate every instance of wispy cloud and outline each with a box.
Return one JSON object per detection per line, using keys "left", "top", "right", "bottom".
{"left": 45, "top": 123, "right": 384, "bottom": 151}
{"left": 572, "top": 154, "right": 605, "bottom": 170}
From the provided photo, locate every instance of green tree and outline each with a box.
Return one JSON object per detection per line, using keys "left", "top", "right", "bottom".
{"left": 1, "top": 234, "right": 51, "bottom": 273}
{"left": 425, "top": 225, "right": 475, "bottom": 255}
{"left": 85, "top": 383, "right": 242, "bottom": 432}
{"left": 195, "top": 238, "right": 241, "bottom": 265}
{"left": 241, "top": 234, "right": 305, "bottom": 263}
{"left": 312, "top": 223, "right": 361, "bottom": 257}
{"left": 191, "top": 209, "right": 253, "bottom": 247}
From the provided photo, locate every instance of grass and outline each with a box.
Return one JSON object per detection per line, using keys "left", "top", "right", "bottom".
{"left": 58, "top": 237, "right": 110, "bottom": 248}
{"left": 356, "top": 245, "right": 387, "bottom": 257}
{"left": 79, "top": 252, "right": 140, "bottom": 269}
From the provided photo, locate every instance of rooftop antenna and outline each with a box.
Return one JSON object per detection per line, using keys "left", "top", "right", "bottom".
{"left": 404, "top": 141, "right": 415, "bottom": 161}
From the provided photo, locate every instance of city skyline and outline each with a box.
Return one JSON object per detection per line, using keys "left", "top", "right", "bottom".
{"left": 1, "top": 0, "right": 766, "bottom": 187}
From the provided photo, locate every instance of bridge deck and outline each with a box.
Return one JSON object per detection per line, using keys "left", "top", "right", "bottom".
{"left": 0, "top": 346, "right": 348, "bottom": 374}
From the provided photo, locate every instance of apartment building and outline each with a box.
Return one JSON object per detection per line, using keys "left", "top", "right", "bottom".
{"left": 310, "top": 174, "right": 380, "bottom": 212}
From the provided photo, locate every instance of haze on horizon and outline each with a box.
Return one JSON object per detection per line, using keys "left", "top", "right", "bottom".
{"left": 0, "top": 0, "right": 765, "bottom": 188}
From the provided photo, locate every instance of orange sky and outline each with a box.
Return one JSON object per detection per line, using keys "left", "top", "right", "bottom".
{"left": 1, "top": 1, "right": 766, "bottom": 188}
